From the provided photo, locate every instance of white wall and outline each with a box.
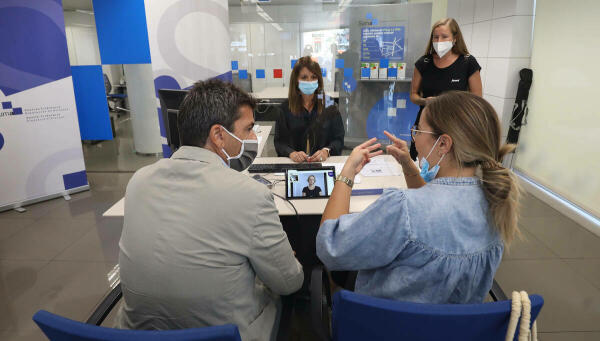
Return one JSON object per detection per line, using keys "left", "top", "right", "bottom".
{"left": 513, "top": 0, "right": 600, "bottom": 221}
{"left": 447, "top": 0, "right": 534, "bottom": 140}
{"left": 63, "top": 11, "right": 101, "bottom": 66}
{"left": 409, "top": 0, "right": 448, "bottom": 25}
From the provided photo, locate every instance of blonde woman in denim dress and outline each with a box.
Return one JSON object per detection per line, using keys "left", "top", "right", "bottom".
{"left": 317, "top": 91, "right": 520, "bottom": 304}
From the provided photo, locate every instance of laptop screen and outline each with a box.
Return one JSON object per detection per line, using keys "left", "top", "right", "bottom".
{"left": 286, "top": 167, "right": 336, "bottom": 199}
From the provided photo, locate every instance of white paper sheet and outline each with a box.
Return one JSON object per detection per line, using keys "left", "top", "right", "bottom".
{"left": 323, "top": 162, "right": 362, "bottom": 183}
{"left": 358, "top": 156, "right": 402, "bottom": 177}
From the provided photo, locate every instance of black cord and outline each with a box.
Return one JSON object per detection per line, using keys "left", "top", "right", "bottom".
{"left": 273, "top": 193, "right": 299, "bottom": 218}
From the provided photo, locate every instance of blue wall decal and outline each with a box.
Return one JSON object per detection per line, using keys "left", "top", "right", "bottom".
{"left": 93, "top": 0, "right": 151, "bottom": 64}
{"left": 366, "top": 92, "right": 419, "bottom": 142}
{"left": 71, "top": 65, "right": 112, "bottom": 140}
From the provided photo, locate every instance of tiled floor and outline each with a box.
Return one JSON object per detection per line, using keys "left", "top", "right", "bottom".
{"left": 1, "top": 116, "right": 599, "bottom": 340}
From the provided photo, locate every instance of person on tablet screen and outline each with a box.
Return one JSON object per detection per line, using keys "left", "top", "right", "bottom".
{"left": 302, "top": 175, "right": 323, "bottom": 197}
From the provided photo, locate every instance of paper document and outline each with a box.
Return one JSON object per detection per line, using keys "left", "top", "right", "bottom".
{"left": 358, "top": 156, "right": 402, "bottom": 177}
{"left": 323, "top": 163, "right": 362, "bottom": 184}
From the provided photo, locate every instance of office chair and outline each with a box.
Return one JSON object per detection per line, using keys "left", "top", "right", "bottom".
{"left": 232, "top": 72, "right": 253, "bottom": 93}
{"left": 310, "top": 266, "right": 543, "bottom": 341}
{"left": 34, "top": 282, "right": 290, "bottom": 341}
{"left": 157, "top": 89, "right": 189, "bottom": 151}
{"left": 33, "top": 309, "right": 242, "bottom": 341}
{"left": 34, "top": 284, "right": 242, "bottom": 341}
{"left": 103, "top": 74, "right": 128, "bottom": 116}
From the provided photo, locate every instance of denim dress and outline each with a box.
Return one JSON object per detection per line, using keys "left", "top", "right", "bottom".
{"left": 316, "top": 177, "right": 503, "bottom": 304}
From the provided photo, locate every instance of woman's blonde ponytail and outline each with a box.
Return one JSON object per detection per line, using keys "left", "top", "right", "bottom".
{"left": 426, "top": 92, "right": 521, "bottom": 246}
{"left": 481, "top": 144, "right": 521, "bottom": 245}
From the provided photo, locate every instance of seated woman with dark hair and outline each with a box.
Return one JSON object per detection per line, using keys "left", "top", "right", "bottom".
{"left": 275, "top": 56, "right": 345, "bottom": 163}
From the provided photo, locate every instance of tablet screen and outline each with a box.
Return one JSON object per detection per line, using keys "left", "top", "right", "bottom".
{"left": 286, "top": 167, "right": 336, "bottom": 199}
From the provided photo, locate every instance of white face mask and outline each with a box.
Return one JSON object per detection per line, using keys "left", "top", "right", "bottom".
{"left": 433, "top": 41, "right": 453, "bottom": 58}
{"left": 220, "top": 126, "right": 258, "bottom": 171}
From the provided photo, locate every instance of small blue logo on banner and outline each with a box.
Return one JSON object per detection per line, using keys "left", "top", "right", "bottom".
{"left": 0, "top": 132, "right": 4, "bottom": 151}
{"left": 0, "top": 101, "right": 23, "bottom": 116}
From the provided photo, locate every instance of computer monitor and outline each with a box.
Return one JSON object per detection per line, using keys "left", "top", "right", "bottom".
{"left": 158, "top": 89, "right": 189, "bottom": 151}
{"left": 285, "top": 167, "right": 336, "bottom": 199}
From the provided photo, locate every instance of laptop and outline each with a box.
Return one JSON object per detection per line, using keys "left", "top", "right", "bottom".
{"left": 285, "top": 166, "right": 336, "bottom": 200}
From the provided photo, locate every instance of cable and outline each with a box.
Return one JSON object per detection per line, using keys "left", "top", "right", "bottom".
{"left": 273, "top": 193, "right": 299, "bottom": 218}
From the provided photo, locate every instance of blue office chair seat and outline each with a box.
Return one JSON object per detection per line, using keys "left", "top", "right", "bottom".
{"left": 107, "top": 93, "right": 127, "bottom": 99}
{"left": 33, "top": 310, "right": 242, "bottom": 341}
{"left": 311, "top": 266, "right": 543, "bottom": 341}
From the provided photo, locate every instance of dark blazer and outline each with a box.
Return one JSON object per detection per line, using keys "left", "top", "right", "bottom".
{"left": 275, "top": 99, "right": 345, "bottom": 157}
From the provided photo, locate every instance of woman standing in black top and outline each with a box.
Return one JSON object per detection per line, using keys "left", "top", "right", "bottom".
{"left": 410, "top": 18, "right": 482, "bottom": 159}
{"left": 275, "top": 56, "right": 345, "bottom": 163}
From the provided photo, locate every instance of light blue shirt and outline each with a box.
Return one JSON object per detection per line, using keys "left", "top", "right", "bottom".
{"left": 316, "top": 177, "right": 503, "bottom": 304}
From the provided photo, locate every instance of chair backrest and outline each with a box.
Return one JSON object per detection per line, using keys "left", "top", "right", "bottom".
{"left": 157, "top": 89, "right": 188, "bottom": 150}
{"left": 331, "top": 290, "right": 543, "bottom": 341}
{"left": 232, "top": 72, "right": 252, "bottom": 93}
{"left": 33, "top": 310, "right": 242, "bottom": 341}
{"left": 103, "top": 73, "right": 112, "bottom": 94}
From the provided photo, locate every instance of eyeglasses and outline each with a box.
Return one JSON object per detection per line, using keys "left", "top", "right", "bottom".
{"left": 410, "top": 125, "right": 437, "bottom": 139}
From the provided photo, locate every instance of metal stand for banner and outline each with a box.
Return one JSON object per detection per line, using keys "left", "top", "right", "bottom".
{"left": 0, "top": 185, "right": 90, "bottom": 214}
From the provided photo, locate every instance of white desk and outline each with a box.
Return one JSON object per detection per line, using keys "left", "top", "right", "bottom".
{"left": 252, "top": 87, "right": 339, "bottom": 100}
{"left": 102, "top": 124, "right": 272, "bottom": 217}
{"left": 252, "top": 155, "right": 406, "bottom": 216}
{"left": 103, "top": 154, "right": 407, "bottom": 217}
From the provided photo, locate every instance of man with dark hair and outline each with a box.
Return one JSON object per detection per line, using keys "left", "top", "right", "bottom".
{"left": 117, "top": 79, "right": 303, "bottom": 341}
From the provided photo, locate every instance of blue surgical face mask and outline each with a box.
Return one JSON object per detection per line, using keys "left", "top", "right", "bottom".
{"left": 299, "top": 80, "right": 318, "bottom": 95}
{"left": 419, "top": 136, "right": 446, "bottom": 182}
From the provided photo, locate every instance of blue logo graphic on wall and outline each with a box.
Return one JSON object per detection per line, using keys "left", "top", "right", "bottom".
{"left": 0, "top": 132, "right": 4, "bottom": 151}
{"left": 366, "top": 92, "right": 419, "bottom": 142}
{"left": 1, "top": 101, "right": 23, "bottom": 116}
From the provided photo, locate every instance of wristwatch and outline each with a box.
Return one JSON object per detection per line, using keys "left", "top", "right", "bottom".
{"left": 335, "top": 175, "right": 354, "bottom": 188}
{"left": 323, "top": 147, "right": 331, "bottom": 157}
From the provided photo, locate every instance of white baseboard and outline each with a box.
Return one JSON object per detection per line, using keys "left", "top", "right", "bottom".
{"left": 515, "top": 170, "right": 600, "bottom": 238}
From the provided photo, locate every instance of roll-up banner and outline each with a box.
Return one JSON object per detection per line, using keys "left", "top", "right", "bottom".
{"left": 0, "top": 0, "right": 88, "bottom": 212}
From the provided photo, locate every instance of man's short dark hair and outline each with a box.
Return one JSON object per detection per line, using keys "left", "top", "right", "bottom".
{"left": 177, "top": 79, "right": 256, "bottom": 147}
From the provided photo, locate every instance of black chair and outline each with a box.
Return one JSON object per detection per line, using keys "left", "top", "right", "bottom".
{"left": 232, "top": 72, "right": 253, "bottom": 93}
{"left": 103, "top": 74, "right": 128, "bottom": 115}
{"left": 157, "top": 89, "right": 189, "bottom": 152}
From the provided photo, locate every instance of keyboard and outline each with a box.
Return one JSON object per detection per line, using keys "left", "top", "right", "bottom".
{"left": 248, "top": 163, "right": 323, "bottom": 173}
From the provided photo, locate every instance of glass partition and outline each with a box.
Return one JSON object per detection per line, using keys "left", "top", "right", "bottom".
{"left": 229, "top": 1, "right": 431, "bottom": 146}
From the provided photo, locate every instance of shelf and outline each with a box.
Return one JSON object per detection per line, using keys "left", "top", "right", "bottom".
{"left": 358, "top": 78, "right": 412, "bottom": 82}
